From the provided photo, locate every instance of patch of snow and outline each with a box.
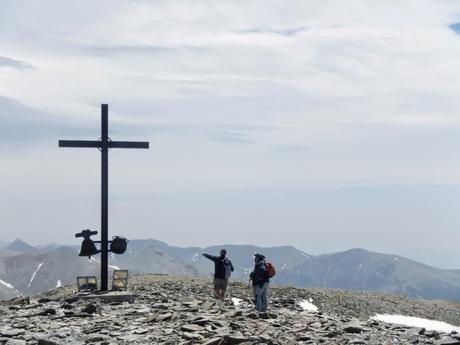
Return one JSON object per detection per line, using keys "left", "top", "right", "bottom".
{"left": 280, "top": 264, "right": 287, "bottom": 270}
{"left": 299, "top": 299, "right": 318, "bottom": 312}
{"left": 371, "top": 314, "right": 460, "bottom": 333}
{"left": 0, "top": 278, "right": 14, "bottom": 289}
{"left": 393, "top": 257, "right": 400, "bottom": 262}
{"left": 192, "top": 252, "right": 199, "bottom": 262}
{"left": 232, "top": 298, "right": 243, "bottom": 306}
{"left": 323, "top": 263, "right": 332, "bottom": 287}
{"left": 56, "top": 280, "right": 62, "bottom": 288}
{"left": 0, "top": 278, "right": 22, "bottom": 296}
{"left": 375, "top": 271, "right": 383, "bottom": 278}
{"left": 301, "top": 252, "right": 309, "bottom": 257}
{"left": 28, "top": 261, "right": 45, "bottom": 288}
{"left": 358, "top": 264, "right": 362, "bottom": 270}
{"left": 90, "top": 257, "right": 119, "bottom": 270}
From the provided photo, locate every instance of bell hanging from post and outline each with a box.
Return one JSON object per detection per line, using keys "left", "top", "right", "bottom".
{"left": 110, "top": 236, "right": 128, "bottom": 254}
{"left": 75, "top": 229, "right": 100, "bottom": 257}
{"left": 79, "top": 238, "right": 100, "bottom": 257}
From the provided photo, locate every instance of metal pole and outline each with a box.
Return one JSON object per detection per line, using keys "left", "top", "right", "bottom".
{"left": 101, "top": 104, "right": 109, "bottom": 291}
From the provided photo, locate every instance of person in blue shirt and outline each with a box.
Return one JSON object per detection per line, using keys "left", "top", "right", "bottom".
{"left": 250, "top": 253, "right": 270, "bottom": 313}
{"left": 202, "top": 249, "right": 234, "bottom": 300}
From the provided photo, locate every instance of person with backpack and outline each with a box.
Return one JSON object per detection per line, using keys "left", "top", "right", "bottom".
{"left": 202, "top": 249, "right": 234, "bottom": 300}
{"left": 250, "top": 253, "right": 275, "bottom": 313}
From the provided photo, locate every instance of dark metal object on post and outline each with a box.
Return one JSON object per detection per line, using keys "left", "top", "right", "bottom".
{"left": 75, "top": 230, "right": 129, "bottom": 257}
{"left": 75, "top": 229, "right": 100, "bottom": 257}
{"left": 110, "top": 236, "right": 128, "bottom": 254}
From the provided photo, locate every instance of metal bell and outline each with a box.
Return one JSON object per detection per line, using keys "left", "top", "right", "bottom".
{"left": 110, "top": 236, "right": 128, "bottom": 254}
{"left": 79, "top": 238, "right": 100, "bottom": 257}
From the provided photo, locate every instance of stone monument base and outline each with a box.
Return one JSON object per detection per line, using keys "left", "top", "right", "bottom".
{"left": 77, "top": 291, "right": 135, "bottom": 304}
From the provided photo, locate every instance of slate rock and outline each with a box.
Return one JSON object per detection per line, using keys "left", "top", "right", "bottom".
{"left": 1, "top": 329, "right": 25, "bottom": 337}
{"left": 37, "top": 340, "right": 58, "bottom": 345}
{"left": 225, "top": 335, "right": 250, "bottom": 344}
{"left": 5, "top": 340, "right": 26, "bottom": 345}
{"left": 81, "top": 303, "right": 97, "bottom": 314}
{"left": 157, "top": 313, "right": 172, "bottom": 321}
{"left": 181, "top": 324, "right": 204, "bottom": 332}
{"left": 343, "top": 322, "right": 364, "bottom": 334}
{"left": 37, "top": 308, "right": 56, "bottom": 316}
{"left": 202, "top": 338, "right": 223, "bottom": 345}
{"left": 436, "top": 339, "right": 460, "bottom": 345}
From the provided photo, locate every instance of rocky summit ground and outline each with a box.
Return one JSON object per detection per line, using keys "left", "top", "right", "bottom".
{"left": 1, "top": 274, "right": 460, "bottom": 344}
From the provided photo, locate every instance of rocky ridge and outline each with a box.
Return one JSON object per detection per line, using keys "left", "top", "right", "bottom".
{"left": 2, "top": 274, "right": 460, "bottom": 344}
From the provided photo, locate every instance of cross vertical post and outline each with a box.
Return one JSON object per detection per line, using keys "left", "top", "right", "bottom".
{"left": 59, "top": 103, "right": 149, "bottom": 292}
{"left": 101, "top": 104, "right": 109, "bottom": 291}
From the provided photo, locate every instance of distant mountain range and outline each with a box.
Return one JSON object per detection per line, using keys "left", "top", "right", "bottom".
{"left": 1, "top": 238, "right": 460, "bottom": 301}
{"left": 276, "top": 248, "right": 460, "bottom": 300}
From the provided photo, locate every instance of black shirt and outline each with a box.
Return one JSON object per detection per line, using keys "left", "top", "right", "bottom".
{"left": 203, "top": 253, "right": 234, "bottom": 279}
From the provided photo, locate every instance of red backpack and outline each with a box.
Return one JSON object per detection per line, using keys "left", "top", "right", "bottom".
{"left": 265, "top": 260, "right": 276, "bottom": 278}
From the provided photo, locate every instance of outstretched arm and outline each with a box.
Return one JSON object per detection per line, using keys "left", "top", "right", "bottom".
{"left": 202, "top": 253, "right": 217, "bottom": 262}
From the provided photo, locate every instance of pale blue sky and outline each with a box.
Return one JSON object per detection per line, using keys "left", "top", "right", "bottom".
{"left": 1, "top": 0, "right": 460, "bottom": 268}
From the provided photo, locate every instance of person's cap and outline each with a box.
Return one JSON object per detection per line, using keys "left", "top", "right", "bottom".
{"left": 220, "top": 248, "right": 227, "bottom": 255}
{"left": 254, "top": 253, "right": 265, "bottom": 260}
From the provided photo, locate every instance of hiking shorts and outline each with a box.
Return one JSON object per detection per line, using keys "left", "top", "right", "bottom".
{"left": 213, "top": 278, "right": 228, "bottom": 291}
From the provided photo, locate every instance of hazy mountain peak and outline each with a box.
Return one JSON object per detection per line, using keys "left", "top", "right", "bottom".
{"left": 5, "top": 239, "right": 38, "bottom": 253}
{"left": 345, "top": 248, "right": 370, "bottom": 253}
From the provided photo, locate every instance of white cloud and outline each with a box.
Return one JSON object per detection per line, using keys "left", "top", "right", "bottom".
{"left": 1, "top": 1, "right": 460, "bottom": 266}
{"left": 0, "top": 56, "right": 34, "bottom": 70}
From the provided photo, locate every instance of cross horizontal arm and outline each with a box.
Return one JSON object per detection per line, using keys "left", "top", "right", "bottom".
{"left": 109, "top": 141, "right": 149, "bottom": 149}
{"left": 59, "top": 140, "right": 101, "bottom": 148}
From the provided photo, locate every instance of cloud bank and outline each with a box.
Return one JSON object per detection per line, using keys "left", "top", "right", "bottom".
{"left": 1, "top": 0, "right": 460, "bottom": 267}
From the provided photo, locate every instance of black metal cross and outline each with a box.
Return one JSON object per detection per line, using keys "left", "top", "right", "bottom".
{"left": 59, "top": 104, "right": 149, "bottom": 291}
